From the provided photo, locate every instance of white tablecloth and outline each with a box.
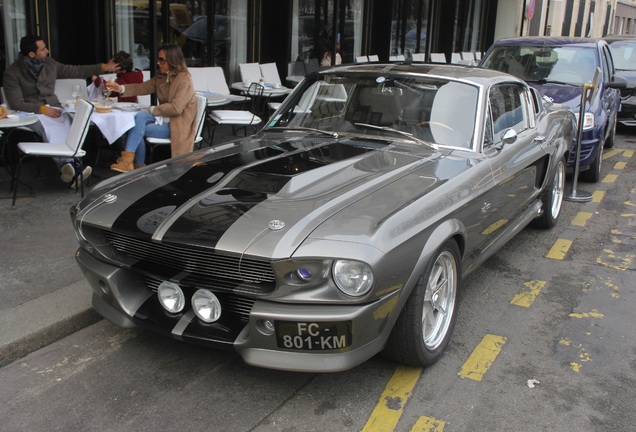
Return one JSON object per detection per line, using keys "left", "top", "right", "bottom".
{"left": 37, "top": 108, "right": 138, "bottom": 145}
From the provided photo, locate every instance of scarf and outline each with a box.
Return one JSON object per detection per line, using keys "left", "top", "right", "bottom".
{"left": 26, "top": 57, "right": 44, "bottom": 77}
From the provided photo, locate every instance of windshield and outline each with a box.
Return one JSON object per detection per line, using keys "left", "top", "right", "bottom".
{"left": 482, "top": 45, "right": 599, "bottom": 86}
{"left": 608, "top": 41, "right": 636, "bottom": 71}
{"left": 266, "top": 74, "right": 479, "bottom": 149}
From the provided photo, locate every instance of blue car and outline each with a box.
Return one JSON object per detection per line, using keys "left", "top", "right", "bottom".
{"left": 480, "top": 37, "right": 624, "bottom": 182}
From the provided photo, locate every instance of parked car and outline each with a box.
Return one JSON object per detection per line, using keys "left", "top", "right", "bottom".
{"left": 480, "top": 37, "right": 624, "bottom": 182}
{"left": 604, "top": 35, "right": 636, "bottom": 127}
{"left": 71, "top": 64, "right": 575, "bottom": 372}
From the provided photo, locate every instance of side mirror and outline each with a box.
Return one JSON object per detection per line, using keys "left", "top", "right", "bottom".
{"left": 608, "top": 75, "right": 628, "bottom": 89}
{"left": 501, "top": 128, "right": 518, "bottom": 145}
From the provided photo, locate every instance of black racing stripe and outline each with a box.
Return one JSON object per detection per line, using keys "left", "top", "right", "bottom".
{"left": 112, "top": 138, "right": 386, "bottom": 243}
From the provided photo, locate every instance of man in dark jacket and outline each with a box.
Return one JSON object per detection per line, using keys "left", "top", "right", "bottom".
{"left": 3, "top": 35, "right": 120, "bottom": 186}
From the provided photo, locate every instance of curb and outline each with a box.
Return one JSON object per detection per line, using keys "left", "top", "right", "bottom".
{"left": 0, "top": 280, "right": 101, "bottom": 367}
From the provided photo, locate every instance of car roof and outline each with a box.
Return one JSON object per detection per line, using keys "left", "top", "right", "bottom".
{"left": 491, "top": 36, "right": 602, "bottom": 48}
{"left": 318, "top": 63, "right": 524, "bottom": 87}
{"left": 603, "top": 35, "right": 636, "bottom": 43}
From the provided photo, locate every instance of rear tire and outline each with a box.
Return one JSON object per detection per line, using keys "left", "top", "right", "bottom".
{"left": 383, "top": 240, "right": 461, "bottom": 367}
{"left": 532, "top": 158, "right": 565, "bottom": 228}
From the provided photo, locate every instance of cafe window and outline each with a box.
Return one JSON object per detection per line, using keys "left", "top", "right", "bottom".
{"left": 113, "top": 0, "right": 248, "bottom": 82}
{"left": 390, "top": 0, "right": 429, "bottom": 59}
{"left": 0, "top": 0, "right": 27, "bottom": 85}
{"left": 290, "top": 0, "right": 365, "bottom": 69}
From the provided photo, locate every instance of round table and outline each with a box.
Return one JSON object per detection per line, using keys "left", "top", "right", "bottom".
{"left": 0, "top": 114, "right": 39, "bottom": 199}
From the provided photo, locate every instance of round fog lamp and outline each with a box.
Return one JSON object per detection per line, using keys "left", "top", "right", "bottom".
{"left": 157, "top": 281, "right": 185, "bottom": 313}
{"left": 192, "top": 289, "right": 222, "bottom": 323}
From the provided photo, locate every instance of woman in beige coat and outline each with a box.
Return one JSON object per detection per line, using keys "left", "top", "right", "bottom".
{"left": 108, "top": 44, "right": 196, "bottom": 172}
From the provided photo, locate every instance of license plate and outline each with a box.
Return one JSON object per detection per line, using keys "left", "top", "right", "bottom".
{"left": 275, "top": 321, "right": 352, "bottom": 350}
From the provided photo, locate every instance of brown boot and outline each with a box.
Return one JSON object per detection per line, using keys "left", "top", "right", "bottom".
{"left": 110, "top": 151, "right": 135, "bottom": 172}
{"left": 133, "top": 164, "right": 146, "bottom": 169}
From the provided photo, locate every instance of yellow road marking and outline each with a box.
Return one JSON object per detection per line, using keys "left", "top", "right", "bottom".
{"left": 602, "top": 149, "right": 622, "bottom": 159}
{"left": 602, "top": 174, "right": 618, "bottom": 183}
{"left": 458, "top": 334, "right": 507, "bottom": 381}
{"left": 591, "top": 190, "right": 605, "bottom": 203}
{"left": 614, "top": 161, "right": 627, "bottom": 170}
{"left": 362, "top": 365, "right": 421, "bottom": 432}
{"left": 569, "top": 310, "right": 604, "bottom": 319}
{"left": 546, "top": 239, "right": 572, "bottom": 260}
{"left": 572, "top": 212, "right": 593, "bottom": 227}
{"left": 411, "top": 416, "right": 446, "bottom": 431}
{"left": 624, "top": 150, "right": 634, "bottom": 158}
{"left": 510, "top": 280, "right": 546, "bottom": 307}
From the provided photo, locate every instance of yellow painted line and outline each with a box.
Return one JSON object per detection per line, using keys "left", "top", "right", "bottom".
{"left": 602, "top": 149, "right": 622, "bottom": 159}
{"left": 569, "top": 310, "right": 604, "bottom": 319}
{"left": 624, "top": 150, "right": 634, "bottom": 158}
{"left": 362, "top": 365, "right": 421, "bottom": 432}
{"left": 614, "top": 161, "right": 627, "bottom": 170}
{"left": 411, "top": 416, "right": 446, "bottom": 431}
{"left": 458, "top": 334, "right": 507, "bottom": 381}
{"left": 572, "top": 211, "right": 593, "bottom": 227}
{"left": 546, "top": 239, "right": 572, "bottom": 260}
{"left": 602, "top": 174, "right": 618, "bottom": 183}
{"left": 591, "top": 190, "right": 605, "bottom": 203}
{"left": 510, "top": 280, "right": 546, "bottom": 307}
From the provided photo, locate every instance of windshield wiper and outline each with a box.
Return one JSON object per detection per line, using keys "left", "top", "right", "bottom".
{"left": 267, "top": 126, "right": 338, "bottom": 139}
{"left": 354, "top": 123, "right": 438, "bottom": 150}
{"left": 530, "top": 78, "right": 580, "bottom": 87}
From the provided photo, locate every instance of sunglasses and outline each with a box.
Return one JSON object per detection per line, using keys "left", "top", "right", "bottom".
{"left": 157, "top": 57, "right": 167, "bottom": 65}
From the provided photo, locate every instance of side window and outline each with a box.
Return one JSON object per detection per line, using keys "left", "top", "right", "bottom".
{"left": 488, "top": 84, "right": 529, "bottom": 145}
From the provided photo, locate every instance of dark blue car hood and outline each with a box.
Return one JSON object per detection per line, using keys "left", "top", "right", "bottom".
{"left": 527, "top": 82, "right": 591, "bottom": 112}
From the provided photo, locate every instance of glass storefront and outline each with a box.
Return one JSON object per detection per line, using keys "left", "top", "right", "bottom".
{"left": 0, "top": 0, "right": 27, "bottom": 82}
{"left": 390, "top": 0, "right": 429, "bottom": 59}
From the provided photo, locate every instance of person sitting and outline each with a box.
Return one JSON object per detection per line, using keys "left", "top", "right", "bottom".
{"left": 107, "top": 44, "right": 197, "bottom": 172}
{"left": 3, "top": 35, "right": 119, "bottom": 187}
{"left": 91, "top": 51, "right": 143, "bottom": 103}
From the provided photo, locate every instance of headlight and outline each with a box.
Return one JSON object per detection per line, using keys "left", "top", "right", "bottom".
{"left": 332, "top": 260, "right": 373, "bottom": 297}
{"left": 574, "top": 112, "right": 595, "bottom": 131}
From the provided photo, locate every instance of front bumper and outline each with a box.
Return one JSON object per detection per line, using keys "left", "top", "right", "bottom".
{"left": 76, "top": 249, "right": 399, "bottom": 372}
{"left": 618, "top": 99, "right": 636, "bottom": 126}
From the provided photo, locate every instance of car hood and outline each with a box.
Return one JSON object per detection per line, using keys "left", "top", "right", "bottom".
{"left": 77, "top": 134, "right": 451, "bottom": 259}
{"left": 527, "top": 82, "right": 584, "bottom": 111}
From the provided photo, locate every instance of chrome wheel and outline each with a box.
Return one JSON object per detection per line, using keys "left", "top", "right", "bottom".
{"left": 549, "top": 159, "right": 565, "bottom": 219}
{"left": 422, "top": 250, "right": 458, "bottom": 350}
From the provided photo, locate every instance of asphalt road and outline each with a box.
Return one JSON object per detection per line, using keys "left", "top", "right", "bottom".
{"left": 1, "top": 132, "right": 634, "bottom": 432}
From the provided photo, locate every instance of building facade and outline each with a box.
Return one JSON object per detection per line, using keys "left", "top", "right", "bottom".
{"left": 0, "top": 0, "right": 633, "bottom": 88}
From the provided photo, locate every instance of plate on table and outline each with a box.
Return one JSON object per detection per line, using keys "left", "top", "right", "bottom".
{"left": 115, "top": 103, "right": 143, "bottom": 111}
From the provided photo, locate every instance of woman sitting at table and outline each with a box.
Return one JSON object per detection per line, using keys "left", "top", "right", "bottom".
{"left": 91, "top": 51, "right": 143, "bottom": 103}
{"left": 107, "top": 44, "right": 196, "bottom": 172}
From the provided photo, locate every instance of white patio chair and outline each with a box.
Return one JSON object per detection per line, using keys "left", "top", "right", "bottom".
{"left": 430, "top": 53, "right": 447, "bottom": 63}
{"left": 260, "top": 62, "right": 282, "bottom": 86}
{"left": 138, "top": 71, "right": 151, "bottom": 106}
{"left": 208, "top": 83, "right": 264, "bottom": 144}
{"left": 11, "top": 99, "right": 94, "bottom": 206}
{"left": 411, "top": 53, "right": 426, "bottom": 62}
{"left": 146, "top": 94, "right": 207, "bottom": 162}
{"left": 206, "top": 67, "right": 244, "bottom": 103}
{"left": 450, "top": 52, "right": 462, "bottom": 64}
{"left": 54, "top": 79, "right": 88, "bottom": 102}
{"left": 355, "top": 56, "right": 369, "bottom": 63}
{"left": 239, "top": 62, "right": 262, "bottom": 84}
{"left": 368, "top": 55, "right": 379, "bottom": 62}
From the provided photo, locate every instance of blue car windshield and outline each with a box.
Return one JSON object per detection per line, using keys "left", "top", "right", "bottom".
{"left": 266, "top": 74, "right": 479, "bottom": 150}
{"left": 482, "top": 45, "right": 598, "bottom": 86}
{"left": 608, "top": 41, "right": 636, "bottom": 71}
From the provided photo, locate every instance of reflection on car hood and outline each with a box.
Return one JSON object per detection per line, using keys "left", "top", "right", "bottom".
{"left": 528, "top": 82, "right": 583, "bottom": 111}
{"left": 79, "top": 135, "right": 447, "bottom": 258}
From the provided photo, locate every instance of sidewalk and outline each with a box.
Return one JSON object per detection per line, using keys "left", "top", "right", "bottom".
{"left": 0, "top": 126, "right": 239, "bottom": 367}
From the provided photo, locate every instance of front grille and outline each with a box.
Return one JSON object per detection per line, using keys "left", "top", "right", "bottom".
{"left": 102, "top": 231, "right": 276, "bottom": 295}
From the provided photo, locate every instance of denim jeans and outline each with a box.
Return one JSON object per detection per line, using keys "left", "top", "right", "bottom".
{"left": 125, "top": 111, "right": 170, "bottom": 165}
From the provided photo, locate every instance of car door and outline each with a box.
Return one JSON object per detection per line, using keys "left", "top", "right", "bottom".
{"left": 600, "top": 44, "right": 621, "bottom": 132}
{"left": 482, "top": 83, "right": 546, "bottom": 238}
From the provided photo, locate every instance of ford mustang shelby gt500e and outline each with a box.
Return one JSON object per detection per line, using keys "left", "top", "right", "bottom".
{"left": 71, "top": 64, "right": 575, "bottom": 372}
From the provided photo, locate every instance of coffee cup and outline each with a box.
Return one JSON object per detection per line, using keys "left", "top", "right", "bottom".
{"left": 273, "top": 83, "right": 282, "bottom": 89}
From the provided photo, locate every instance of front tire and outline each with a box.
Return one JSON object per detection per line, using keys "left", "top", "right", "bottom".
{"left": 580, "top": 144, "right": 603, "bottom": 183}
{"left": 532, "top": 158, "right": 565, "bottom": 228}
{"left": 384, "top": 240, "right": 461, "bottom": 367}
